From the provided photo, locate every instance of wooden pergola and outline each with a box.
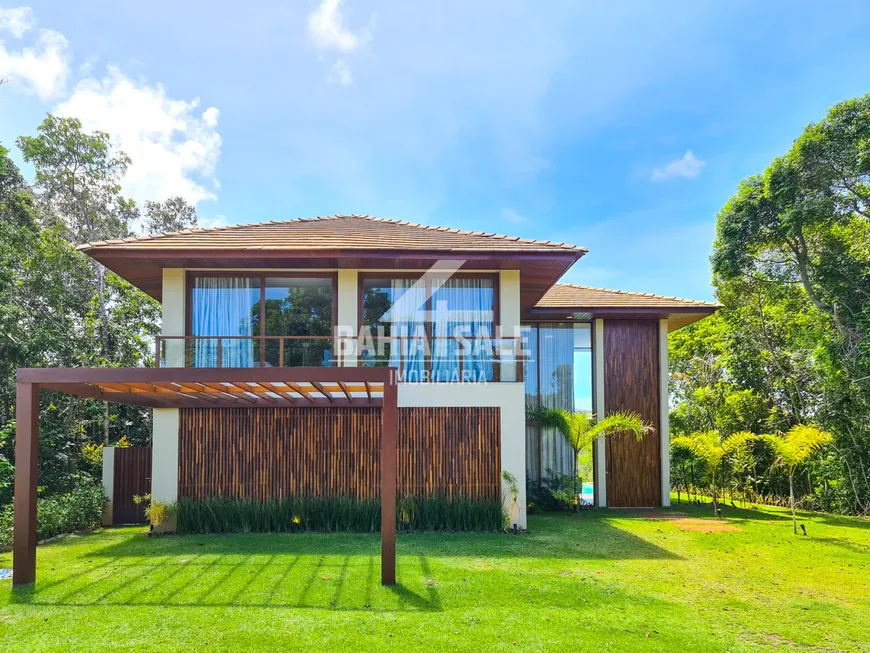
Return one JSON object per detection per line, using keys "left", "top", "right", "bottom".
{"left": 13, "top": 366, "right": 399, "bottom": 587}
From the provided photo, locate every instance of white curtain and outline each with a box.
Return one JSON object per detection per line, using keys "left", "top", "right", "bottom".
{"left": 386, "top": 278, "right": 427, "bottom": 381}
{"left": 431, "top": 279, "right": 494, "bottom": 381}
{"left": 192, "top": 277, "right": 256, "bottom": 367}
{"left": 537, "top": 325, "right": 576, "bottom": 478}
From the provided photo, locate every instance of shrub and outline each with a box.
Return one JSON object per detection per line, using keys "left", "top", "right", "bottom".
{"left": 0, "top": 483, "right": 106, "bottom": 551}
{"left": 176, "top": 494, "right": 506, "bottom": 535}
{"left": 526, "top": 472, "right": 576, "bottom": 513}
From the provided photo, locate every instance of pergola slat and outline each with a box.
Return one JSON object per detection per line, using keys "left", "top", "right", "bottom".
{"left": 286, "top": 382, "right": 316, "bottom": 403}
{"left": 311, "top": 381, "right": 333, "bottom": 403}
{"left": 338, "top": 381, "right": 353, "bottom": 403}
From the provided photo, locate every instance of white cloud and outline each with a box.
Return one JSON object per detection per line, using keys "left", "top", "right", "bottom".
{"left": 651, "top": 150, "right": 706, "bottom": 181}
{"left": 307, "top": 0, "right": 370, "bottom": 53}
{"left": 0, "top": 6, "right": 68, "bottom": 100}
{"left": 55, "top": 67, "right": 222, "bottom": 206}
{"left": 0, "top": 6, "right": 33, "bottom": 38}
{"left": 327, "top": 59, "right": 353, "bottom": 86}
{"left": 308, "top": 0, "right": 371, "bottom": 85}
{"left": 501, "top": 208, "right": 528, "bottom": 224}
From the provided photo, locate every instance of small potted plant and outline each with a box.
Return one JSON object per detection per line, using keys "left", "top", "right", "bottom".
{"left": 133, "top": 494, "right": 177, "bottom": 534}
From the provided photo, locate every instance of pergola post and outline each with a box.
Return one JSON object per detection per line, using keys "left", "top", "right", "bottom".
{"left": 380, "top": 373, "right": 398, "bottom": 586}
{"left": 13, "top": 382, "right": 39, "bottom": 586}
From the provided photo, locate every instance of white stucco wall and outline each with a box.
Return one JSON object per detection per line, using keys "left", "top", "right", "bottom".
{"left": 659, "top": 319, "right": 671, "bottom": 507}
{"left": 337, "top": 270, "right": 359, "bottom": 366}
{"left": 151, "top": 409, "right": 179, "bottom": 503}
{"left": 162, "top": 268, "right": 186, "bottom": 368}
{"left": 499, "top": 270, "right": 521, "bottom": 383}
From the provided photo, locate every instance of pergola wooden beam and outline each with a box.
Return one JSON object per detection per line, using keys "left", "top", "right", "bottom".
{"left": 13, "top": 366, "right": 397, "bottom": 587}
{"left": 13, "top": 383, "right": 39, "bottom": 586}
{"left": 381, "top": 379, "right": 397, "bottom": 585}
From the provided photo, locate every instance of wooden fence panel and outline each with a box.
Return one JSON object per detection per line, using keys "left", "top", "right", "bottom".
{"left": 112, "top": 447, "right": 152, "bottom": 524}
{"left": 178, "top": 407, "right": 500, "bottom": 502}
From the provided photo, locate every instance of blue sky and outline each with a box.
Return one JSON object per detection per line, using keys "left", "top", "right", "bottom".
{"left": 2, "top": 1, "right": 870, "bottom": 302}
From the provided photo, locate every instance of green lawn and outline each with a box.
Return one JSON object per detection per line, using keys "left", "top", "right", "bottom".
{"left": 1, "top": 501, "right": 869, "bottom": 652}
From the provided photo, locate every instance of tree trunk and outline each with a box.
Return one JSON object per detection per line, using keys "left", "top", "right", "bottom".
{"left": 790, "top": 472, "right": 797, "bottom": 535}
{"left": 711, "top": 469, "right": 719, "bottom": 517}
{"left": 573, "top": 450, "right": 578, "bottom": 513}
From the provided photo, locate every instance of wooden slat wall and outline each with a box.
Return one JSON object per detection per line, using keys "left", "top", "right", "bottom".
{"left": 604, "top": 320, "right": 662, "bottom": 507}
{"left": 178, "top": 407, "right": 500, "bottom": 502}
{"left": 112, "top": 447, "right": 152, "bottom": 524}
{"left": 398, "top": 407, "right": 500, "bottom": 499}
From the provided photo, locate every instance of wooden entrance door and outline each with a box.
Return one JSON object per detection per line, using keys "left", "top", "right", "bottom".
{"left": 112, "top": 447, "right": 152, "bottom": 524}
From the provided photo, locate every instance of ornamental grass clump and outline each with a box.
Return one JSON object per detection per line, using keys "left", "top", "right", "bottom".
{"left": 175, "top": 494, "right": 506, "bottom": 535}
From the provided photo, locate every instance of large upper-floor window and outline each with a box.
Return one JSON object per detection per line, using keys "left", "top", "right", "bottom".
{"left": 189, "top": 273, "right": 335, "bottom": 367}
{"left": 360, "top": 274, "right": 497, "bottom": 381}
{"left": 523, "top": 323, "right": 593, "bottom": 488}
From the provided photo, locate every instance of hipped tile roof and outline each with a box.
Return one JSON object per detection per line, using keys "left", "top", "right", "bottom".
{"left": 535, "top": 283, "right": 721, "bottom": 309}
{"left": 78, "top": 214, "right": 586, "bottom": 254}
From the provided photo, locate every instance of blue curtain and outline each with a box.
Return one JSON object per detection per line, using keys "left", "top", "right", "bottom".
{"left": 431, "top": 279, "right": 494, "bottom": 381}
{"left": 192, "top": 277, "right": 257, "bottom": 367}
{"left": 386, "top": 279, "right": 427, "bottom": 381}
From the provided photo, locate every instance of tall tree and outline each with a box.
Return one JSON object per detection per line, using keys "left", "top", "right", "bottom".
{"left": 143, "top": 196, "right": 198, "bottom": 235}
{"left": 703, "top": 92, "right": 870, "bottom": 516}
{"left": 17, "top": 116, "right": 133, "bottom": 444}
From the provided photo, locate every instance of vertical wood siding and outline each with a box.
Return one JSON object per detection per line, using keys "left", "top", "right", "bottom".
{"left": 178, "top": 407, "right": 500, "bottom": 501}
{"left": 112, "top": 447, "right": 152, "bottom": 524}
{"left": 603, "top": 320, "right": 662, "bottom": 507}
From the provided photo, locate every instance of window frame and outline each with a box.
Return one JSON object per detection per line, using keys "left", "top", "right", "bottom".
{"left": 185, "top": 271, "right": 339, "bottom": 339}
{"left": 357, "top": 272, "right": 501, "bottom": 381}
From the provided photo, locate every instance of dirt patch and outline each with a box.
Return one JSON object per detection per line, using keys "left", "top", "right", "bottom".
{"left": 618, "top": 511, "right": 743, "bottom": 532}
{"left": 673, "top": 519, "right": 742, "bottom": 533}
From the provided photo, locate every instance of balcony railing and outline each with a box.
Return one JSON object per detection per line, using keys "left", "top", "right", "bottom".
{"left": 155, "top": 335, "right": 525, "bottom": 382}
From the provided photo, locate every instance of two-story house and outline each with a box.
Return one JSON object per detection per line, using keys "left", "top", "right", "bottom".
{"left": 13, "top": 214, "right": 717, "bottom": 586}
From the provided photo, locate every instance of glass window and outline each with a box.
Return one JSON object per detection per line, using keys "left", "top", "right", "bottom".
{"left": 263, "top": 277, "right": 334, "bottom": 367}
{"left": 431, "top": 278, "right": 494, "bottom": 382}
{"left": 523, "top": 323, "right": 593, "bottom": 492}
{"left": 190, "top": 276, "right": 259, "bottom": 367}
{"left": 189, "top": 274, "right": 334, "bottom": 368}
{"left": 360, "top": 276, "right": 495, "bottom": 381}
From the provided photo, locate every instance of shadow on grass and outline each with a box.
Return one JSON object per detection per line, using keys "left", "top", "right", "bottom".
{"left": 667, "top": 498, "right": 870, "bottom": 530}
{"left": 8, "top": 513, "right": 680, "bottom": 612}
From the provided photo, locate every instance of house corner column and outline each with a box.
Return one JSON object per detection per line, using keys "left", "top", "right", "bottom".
{"left": 500, "top": 393, "right": 527, "bottom": 529}
{"left": 162, "top": 268, "right": 186, "bottom": 367}
{"left": 593, "top": 319, "right": 607, "bottom": 508}
{"left": 499, "top": 270, "right": 521, "bottom": 382}
{"left": 152, "top": 409, "right": 179, "bottom": 512}
{"left": 337, "top": 270, "right": 359, "bottom": 366}
{"left": 659, "top": 319, "right": 671, "bottom": 507}
{"left": 102, "top": 447, "right": 115, "bottom": 526}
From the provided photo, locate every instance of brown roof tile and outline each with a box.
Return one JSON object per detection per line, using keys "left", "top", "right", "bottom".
{"left": 535, "top": 283, "right": 721, "bottom": 309}
{"left": 78, "top": 214, "right": 587, "bottom": 254}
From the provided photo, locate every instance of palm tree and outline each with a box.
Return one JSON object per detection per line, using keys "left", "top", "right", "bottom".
{"left": 528, "top": 408, "right": 652, "bottom": 510}
{"left": 762, "top": 425, "right": 832, "bottom": 534}
{"left": 671, "top": 431, "right": 757, "bottom": 517}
